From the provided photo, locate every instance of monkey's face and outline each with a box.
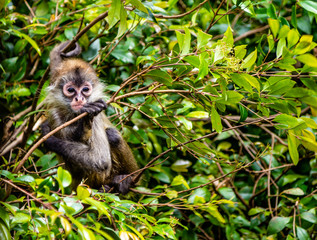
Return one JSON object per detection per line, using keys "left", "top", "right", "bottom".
{"left": 63, "top": 81, "right": 92, "bottom": 112}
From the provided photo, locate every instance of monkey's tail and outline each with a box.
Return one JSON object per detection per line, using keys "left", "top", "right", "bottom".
{"left": 49, "top": 41, "right": 81, "bottom": 75}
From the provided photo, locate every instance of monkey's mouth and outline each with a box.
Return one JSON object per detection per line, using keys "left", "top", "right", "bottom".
{"left": 71, "top": 104, "right": 84, "bottom": 111}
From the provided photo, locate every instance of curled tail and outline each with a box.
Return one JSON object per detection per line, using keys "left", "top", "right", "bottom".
{"left": 49, "top": 41, "right": 81, "bottom": 78}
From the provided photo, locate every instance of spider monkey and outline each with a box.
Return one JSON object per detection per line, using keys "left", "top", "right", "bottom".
{"left": 41, "top": 41, "right": 138, "bottom": 194}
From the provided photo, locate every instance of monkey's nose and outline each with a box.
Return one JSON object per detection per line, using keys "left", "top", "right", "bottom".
{"left": 75, "top": 96, "right": 85, "bottom": 102}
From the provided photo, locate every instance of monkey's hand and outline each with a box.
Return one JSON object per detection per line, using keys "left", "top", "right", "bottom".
{"left": 40, "top": 121, "right": 51, "bottom": 136}
{"left": 112, "top": 174, "right": 133, "bottom": 195}
{"left": 80, "top": 99, "right": 107, "bottom": 116}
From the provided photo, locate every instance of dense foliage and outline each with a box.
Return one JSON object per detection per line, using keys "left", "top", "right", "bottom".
{"left": 1, "top": 0, "right": 317, "bottom": 239}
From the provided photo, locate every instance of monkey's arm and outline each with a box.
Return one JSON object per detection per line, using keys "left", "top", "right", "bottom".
{"left": 106, "top": 128, "right": 139, "bottom": 194}
{"left": 41, "top": 122, "right": 108, "bottom": 172}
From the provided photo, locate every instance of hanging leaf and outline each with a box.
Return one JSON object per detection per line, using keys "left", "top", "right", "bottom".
{"left": 268, "top": 18, "right": 280, "bottom": 39}
{"left": 211, "top": 105, "right": 222, "bottom": 133}
{"left": 116, "top": 5, "right": 128, "bottom": 38}
{"left": 287, "top": 29, "right": 300, "bottom": 48}
{"left": 108, "top": 0, "right": 121, "bottom": 29}
{"left": 288, "top": 131, "right": 299, "bottom": 165}
{"left": 12, "top": 29, "right": 41, "bottom": 56}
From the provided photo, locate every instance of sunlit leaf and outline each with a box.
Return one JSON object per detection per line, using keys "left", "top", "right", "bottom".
{"left": 241, "top": 49, "right": 257, "bottom": 69}
{"left": 108, "top": 0, "right": 121, "bottom": 29}
{"left": 211, "top": 105, "right": 222, "bottom": 133}
{"left": 197, "top": 30, "right": 212, "bottom": 50}
{"left": 282, "top": 188, "right": 305, "bottom": 196}
{"left": 268, "top": 18, "right": 280, "bottom": 39}
{"left": 296, "top": 54, "right": 317, "bottom": 67}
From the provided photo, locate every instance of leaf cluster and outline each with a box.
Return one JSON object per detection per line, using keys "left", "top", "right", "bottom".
{"left": 0, "top": 0, "right": 317, "bottom": 239}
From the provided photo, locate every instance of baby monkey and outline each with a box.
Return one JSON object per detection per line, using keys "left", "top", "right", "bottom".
{"left": 42, "top": 41, "right": 138, "bottom": 194}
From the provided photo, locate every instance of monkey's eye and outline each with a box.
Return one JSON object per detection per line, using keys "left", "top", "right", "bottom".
{"left": 82, "top": 87, "right": 90, "bottom": 92}
{"left": 67, "top": 87, "right": 75, "bottom": 93}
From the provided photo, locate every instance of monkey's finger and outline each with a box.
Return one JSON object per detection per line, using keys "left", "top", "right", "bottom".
{"left": 95, "top": 99, "right": 108, "bottom": 109}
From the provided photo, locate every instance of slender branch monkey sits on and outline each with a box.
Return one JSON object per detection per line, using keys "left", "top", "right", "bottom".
{"left": 41, "top": 41, "right": 138, "bottom": 194}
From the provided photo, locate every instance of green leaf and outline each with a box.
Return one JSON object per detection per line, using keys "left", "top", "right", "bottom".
{"left": 127, "top": 0, "right": 148, "bottom": 13}
{"left": 268, "top": 18, "right": 280, "bottom": 39}
{"left": 35, "top": 1, "right": 49, "bottom": 17}
{"left": 166, "top": 190, "right": 178, "bottom": 199}
{"left": 301, "top": 212, "right": 317, "bottom": 223}
{"left": 298, "top": 0, "right": 317, "bottom": 14}
{"left": 268, "top": 78, "right": 296, "bottom": 95}
{"left": 211, "top": 105, "right": 222, "bottom": 133}
{"left": 296, "top": 226, "right": 310, "bottom": 240}
{"left": 182, "top": 27, "right": 191, "bottom": 55}
{"left": 241, "top": 49, "right": 257, "bottom": 69}
{"left": 116, "top": 5, "right": 127, "bottom": 38}
{"left": 217, "top": 91, "right": 244, "bottom": 105}
{"left": 294, "top": 35, "right": 313, "bottom": 55}
{"left": 197, "top": 52, "right": 209, "bottom": 80}
{"left": 291, "top": 5, "right": 297, "bottom": 28}
{"left": 84, "top": 198, "right": 111, "bottom": 222}
{"left": 239, "top": 105, "right": 248, "bottom": 122}
{"left": 223, "top": 26, "right": 234, "bottom": 47}
{"left": 145, "top": 69, "right": 173, "bottom": 86}
{"left": 197, "top": 30, "right": 212, "bottom": 50}
{"left": 0, "top": 220, "right": 10, "bottom": 240}
{"left": 231, "top": 73, "right": 260, "bottom": 92}
{"left": 0, "top": 206, "right": 10, "bottom": 230}
{"left": 267, "top": 35, "right": 275, "bottom": 52}
{"left": 301, "top": 117, "right": 317, "bottom": 129}
{"left": 296, "top": 54, "right": 317, "bottom": 67}
{"left": 287, "top": 29, "right": 300, "bottom": 48}
{"left": 77, "top": 185, "right": 91, "bottom": 200}
{"left": 171, "top": 159, "right": 192, "bottom": 172}
{"left": 288, "top": 131, "right": 299, "bottom": 165}
{"left": 234, "top": 45, "right": 247, "bottom": 59}
{"left": 282, "top": 188, "right": 305, "bottom": 196}
{"left": 299, "top": 135, "right": 317, "bottom": 152}
{"left": 12, "top": 29, "right": 41, "bottom": 56}
{"left": 186, "top": 111, "right": 209, "bottom": 119}
{"left": 12, "top": 212, "right": 31, "bottom": 224}
{"left": 267, "top": 4, "right": 277, "bottom": 19}
{"left": 108, "top": 0, "right": 121, "bottom": 29}
{"left": 188, "top": 188, "right": 211, "bottom": 204}
{"left": 278, "top": 25, "right": 290, "bottom": 39}
{"left": 276, "top": 37, "right": 286, "bottom": 58}
{"left": 231, "top": 73, "right": 252, "bottom": 92}
{"left": 11, "top": 87, "right": 31, "bottom": 97}
{"left": 183, "top": 55, "right": 200, "bottom": 68}
{"left": 57, "top": 167, "right": 72, "bottom": 188}
{"left": 267, "top": 217, "right": 290, "bottom": 235}
{"left": 248, "top": 207, "right": 265, "bottom": 216}
{"left": 274, "top": 114, "right": 306, "bottom": 129}
{"left": 171, "top": 175, "right": 189, "bottom": 189}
